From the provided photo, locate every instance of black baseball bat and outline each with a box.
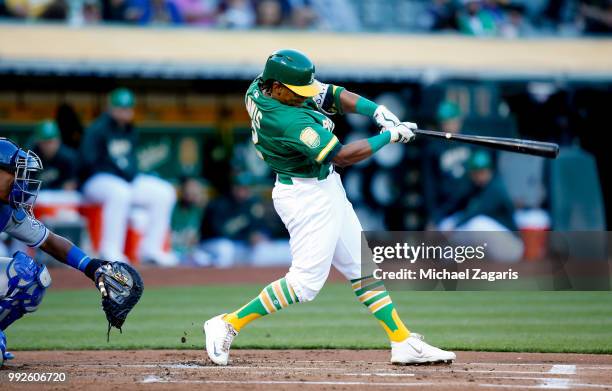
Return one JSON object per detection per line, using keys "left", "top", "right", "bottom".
{"left": 414, "top": 129, "right": 559, "bottom": 158}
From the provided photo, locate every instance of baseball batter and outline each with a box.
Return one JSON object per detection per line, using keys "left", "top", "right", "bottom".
{"left": 0, "top": 137, "right": 142, "bottom": 367}
{"left": 204, "top": 49, "right": 455, "bottom": 365}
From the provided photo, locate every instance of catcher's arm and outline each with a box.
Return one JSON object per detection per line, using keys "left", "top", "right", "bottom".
{"left": 40, "top": 232, "right": 104, "bottom": 281}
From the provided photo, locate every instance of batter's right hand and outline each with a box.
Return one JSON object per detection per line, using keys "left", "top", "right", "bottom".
{"left": 384, "top": 122, "right": 417, "bottom": 144}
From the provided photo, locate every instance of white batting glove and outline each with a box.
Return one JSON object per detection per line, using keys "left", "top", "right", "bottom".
{"left": 373, "top": 105, "right": 400, "bottom": 130}
{"left": 384, "top": 122, "right": 417, "bottom": 143}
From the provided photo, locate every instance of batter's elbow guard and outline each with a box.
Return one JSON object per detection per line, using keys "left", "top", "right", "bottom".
{"left": 0, "top": 251, "right": 51, "bottom": 330}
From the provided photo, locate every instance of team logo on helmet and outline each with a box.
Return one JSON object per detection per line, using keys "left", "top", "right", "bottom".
{"left": 299, "top": 127, "right": 321, "bottom": 149}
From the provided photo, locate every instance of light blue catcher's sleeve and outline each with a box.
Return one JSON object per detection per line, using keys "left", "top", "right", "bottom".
{"left": 3, "top": 208, "right": 49, "bottom": 248}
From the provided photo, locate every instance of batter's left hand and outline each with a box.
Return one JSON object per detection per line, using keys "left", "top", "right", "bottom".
{"left": 373, "top": 105, "right": 401, "bottom": 130}
{"left": 385, "top": 122, "right": 417, "bottom": 144}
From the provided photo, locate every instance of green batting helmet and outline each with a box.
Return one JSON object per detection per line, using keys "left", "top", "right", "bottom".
{"left": 262, "top": 49, "right": 320, "bottom": 97}
{"left": 109, "top": 88, "right": 135, "bottom": 108}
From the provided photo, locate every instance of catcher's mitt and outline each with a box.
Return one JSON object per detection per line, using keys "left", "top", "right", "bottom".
{"left": 93, "top": 260, "right": 144, "bottom": 341}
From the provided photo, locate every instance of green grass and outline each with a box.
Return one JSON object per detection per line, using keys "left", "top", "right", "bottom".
{"left": 5, "top": 284, "right": 612, "bottom": 353}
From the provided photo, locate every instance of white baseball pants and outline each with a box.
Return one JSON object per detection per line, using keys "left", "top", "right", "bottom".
{"left": 272, "top": 172, "right": 362, "bottom": 302}
{"left": 82, "top": 173, "right": 176, "bottom": 261}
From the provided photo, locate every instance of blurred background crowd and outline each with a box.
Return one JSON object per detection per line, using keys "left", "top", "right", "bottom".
{"left": 0, "top": 0, "right": 611, "bottom": 36}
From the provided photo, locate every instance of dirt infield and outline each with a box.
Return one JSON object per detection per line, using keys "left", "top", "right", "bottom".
{"left": 2, "top": 350, "right": 612, "bottom": 390}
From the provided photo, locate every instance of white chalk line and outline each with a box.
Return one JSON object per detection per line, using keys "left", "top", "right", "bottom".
{"left": 465, "top": 370, "right": 573, "bottom": 375}
{"left": 477, "top": 365, "right": 577, "bottom": 390}
{"left": 332, "top": 373, "right": 416, "bottom": 377}
{"left": 60, "top": 360, "right": 612, "bottom": 370}
{"left": 141, "top": 376, "right": 433, "bottom": 387}
{"left": 480, "top": 378, "right": 571, "bottom": 390}
{"left": 124, "top": 363, "right": 588, "bottom": 382}
{"left": 538, "top": 378, "right": 572, "bottom": 389}
{"left": 570, "top": 383, "right": 612, "bottom": 389}
{"left": 74, "top": 363, "right": 395, "bottom": 371}
{"left": 123, "top": 364, "right": 402, "bottom": 372}
{"left": 249, "top": 371, "right": 416, "bottom": 378}
{"left": 479, "top": 383, "right": 612, "bottom": 389}
{"left": 538, "top": 365, "right": 575, "bottom": 389}
{"left": 212, "top": 360, "right": 605, "bottom": 368}
{"left": 579, "top": 366, "right": 612, "bottom": 370}
{"left": 479, "top": 383, "right": 565, "bottom": 389}
{"left": 467, "top": 362, "right": 581, "bottom": 367}
{"left": 478, "top": 376, "right": 573, "bottom": 382}
{"left": 248, "top": 360, "right": 612, "bottom": 368}
{"left": 114, "top": 363, "right": 581, "bottom": 377}
{"left": 548, "top": 365, "right": 576, "bottom": 375}
{"left": 141, "top": 375, "right": 612, "bottom": 389}
{"left": 476, "top": 365, "right": 610, "bottom": 390}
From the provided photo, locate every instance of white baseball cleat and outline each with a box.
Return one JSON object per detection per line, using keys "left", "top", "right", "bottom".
{"left": 204, "top": 314, "right": 238, "bottom": 366}
{"left": 391, "top": 333, "right": 456, "bottom": 365}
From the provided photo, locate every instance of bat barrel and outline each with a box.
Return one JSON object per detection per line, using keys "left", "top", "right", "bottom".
{"left": 414, "top": 129, "right": 559, "bottom": 158}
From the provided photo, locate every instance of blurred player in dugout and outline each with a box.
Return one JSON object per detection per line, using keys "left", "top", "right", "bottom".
{"left": 422, "top": 100, "right": 472, "bottom": 229}
{"left": 79, "top": 88, "right": 177, "bottom": 266}
{"left": 198, "top": 175, "right": 291, "bottom": 268}
{"left": 31, "top": 120, "right": 78, "bottom": 191}
{"left": 438, "top": 150, "right": 524, "bottom": 262}
{"left": 421, "top": 101, "right": 523, "bottom": 261}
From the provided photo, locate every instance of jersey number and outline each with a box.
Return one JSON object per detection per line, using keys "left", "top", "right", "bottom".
{"left": 246, "top": 96, "right": 262, "bottom": 145}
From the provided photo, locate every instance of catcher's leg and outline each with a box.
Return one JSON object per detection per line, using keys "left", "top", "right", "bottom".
{"left": 0, "top": 329, "right": 9, "bottom": 367}
{"left": 0, "top": 252, "right": 52, "bottom": 365}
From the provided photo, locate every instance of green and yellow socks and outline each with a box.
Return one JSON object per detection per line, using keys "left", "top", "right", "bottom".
{"left": 351, "top": 275, "right": 410, "bottom": 342}
{"left": 223, "top": 275, "right": 409, "bottom": 344}
{"left": 223, "top": 277, "right": 299, "bottom": 332}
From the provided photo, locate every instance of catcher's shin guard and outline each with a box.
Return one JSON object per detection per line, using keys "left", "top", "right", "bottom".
{"left": 94, "top": 261, "right": 143, "bottom": 341}
{"left": 1, "top": 329, "right": 6, "bottom": 366}
{"left": 0, "top": 329, "right": 14, "bottom": 367}
{"left": 0, "top": 251, "right": 51, "bottom": 330}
